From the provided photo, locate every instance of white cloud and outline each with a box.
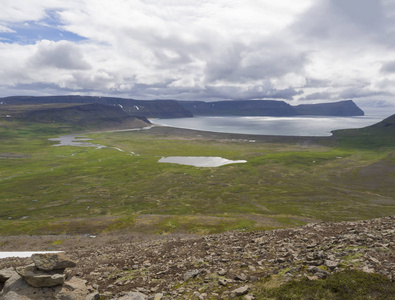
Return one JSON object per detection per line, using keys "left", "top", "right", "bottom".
{"left": 0, "top": 0, "right": 395, "bottom": 105}
{"left": 29, "top": 40, "right": 91, "bottom": 70}
{"left": 0, "top": 0, "right": 72, "bottom": 23}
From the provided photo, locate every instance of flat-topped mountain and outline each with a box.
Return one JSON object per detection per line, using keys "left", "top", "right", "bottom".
{"left": 294, "top": 100, "right": 365, "bottom": 116}
{"left": 0, "top": 96, "right": 192, "bottom": 119}
{"left": 1, "top": 96, "right": 364, "bottom": 118}
{"left": 178, "top": 99, "right": 364, "bottom": 117}
{"left": 178, "top": 100, "right": 297, "bottom": 116}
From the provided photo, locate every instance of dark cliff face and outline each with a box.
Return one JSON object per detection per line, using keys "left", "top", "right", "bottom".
{"left": 179, "top": 99, "right": 365, "bottom": 117}
{"left": 294, "top": 100, "right": 364, "bottom": 116}
{"left": 178, "top": 100, "right": 298, "bottom": 116}
{"left": 0, "top": 96, "right": 192, "bottom": 119}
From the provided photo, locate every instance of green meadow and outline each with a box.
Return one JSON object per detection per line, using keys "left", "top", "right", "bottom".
{"left": 0, "top": 118, "right": 394, "bottom": 235}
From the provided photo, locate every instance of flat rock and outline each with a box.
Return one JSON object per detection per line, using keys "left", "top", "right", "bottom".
{"left": 235, "top": 273, "right": 248, "bottom": 281}
{"left": 117, "top": 291, "right": 148, "bottom": 300}
{"left": 0, "top": 272, "right": 90, "bottom": 300}
{"left": 31, "top": 253, "right": 76, "bottom": 271}
{"left": 218, "top": 278, "right": 229, "bottom": 286}
{"left": 1, "top": 291, "right": 31, "bottom": 300}
{"left": 0, "top": 268, "right": 16, "bottom": 283}
{"left": 324, "top": 260, "right": 339, "bottom": 270}
{"left": 231, "top": 285, "right": 249, "bottom": 297}
{"left": 183, "top": 269, "right": 200, "bottom": 281}
{"left": 153, "top": 293, "right": 163, "bottom": 300}
{"left": 16, "top": 265, "right": 65, "bottom": 288}
{"left": 56, "top": 277, "right": 91, "bottom": 299}
{"left": 217, "top": 268, "right": 227, "bottom": 276}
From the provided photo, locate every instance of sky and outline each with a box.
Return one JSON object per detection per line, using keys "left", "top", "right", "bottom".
{"left": 1, "top": 0, "right": 395, "bottom": 108}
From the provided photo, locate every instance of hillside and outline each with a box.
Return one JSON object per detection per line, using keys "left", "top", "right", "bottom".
{"left": 0, "top": 103, "right": 151, "bottom": 130}
{"left": 0, "top": 96, "right": 192, "bottom": 119}
{"left": 178, "top": 100, "right": 364, "bottom": 117}
{"left": 0, "top": 216, "right": 394, "bottom": 299}
{"left": 332, "top": 113, "right": 395, "bottom": 148}
{"left": 366, "top": 113, "right": 395, "bottom": 130}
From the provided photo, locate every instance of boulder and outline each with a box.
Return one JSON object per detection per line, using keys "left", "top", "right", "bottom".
{"left": 117, "top": 292, "right": 148, "bottom": 300}
{"left": 31, "top": 253, "right": 77, "bottom": 271}
{"left": 217, "top": 268, "right": 227, "bottom": 276}
{"left": 231, "top": 285, "right": 249, "bottom": 297}
{"left": 235, "top": 273, "right": 248, "bottom": 281}
{"left": 56, "top": 277, "right": 92, "bottom": 299}
{"left": 1, "top": 291, "right": 31, "bottom": 300}
{"left": 0, "top": 272, "right": 62, "bottom": 300}
{"left": 16, "top": 265, "right": 65, "bottom": 288}
{"left": 0, "top": 269, "right": 16, "bottom": 284}
{"left": 324, "top": 260, "right": 339, "bottom": 270}
{"left": 0, "top": 272, "right": 91, "bottom": 300}
{"left": 183, "top": 269, "right": 200, "bottom": 281}
{"left": 153, "top": 293, "right": 163, "bottom": 300}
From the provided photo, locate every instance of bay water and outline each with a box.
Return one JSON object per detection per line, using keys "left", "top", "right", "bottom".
{"left": 153, "top": 107, "right": 394, "bottom": 137}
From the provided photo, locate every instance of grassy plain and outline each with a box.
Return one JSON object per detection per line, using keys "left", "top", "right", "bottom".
{"left": 0, "top": 116, "right": 394, "bottom": 235}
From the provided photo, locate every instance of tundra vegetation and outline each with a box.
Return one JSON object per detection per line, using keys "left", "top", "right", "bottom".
{"left": 0, "top": 109, "right": 394, "bottom": 236}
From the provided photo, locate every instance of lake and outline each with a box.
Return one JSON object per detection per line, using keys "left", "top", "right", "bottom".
{"left": 153, "top": 108, "right": 394, "bottom": 137}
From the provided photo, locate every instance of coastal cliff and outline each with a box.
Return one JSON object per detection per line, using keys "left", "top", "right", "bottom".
{"left": 178, "top": 99, "right": 364, "bottom": 117}
{"left": 0, "top": 103, "right": 151, "bottom": 130}
{"left": 294, "top": 100, "right": 364, "bottom": 116}
{"left": 1, "top": 96, "right": 365, "bottom": 118}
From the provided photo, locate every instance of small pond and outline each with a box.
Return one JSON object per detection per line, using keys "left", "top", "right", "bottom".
{"left": 158, "top": 156, "right": 247, "bottom": 167}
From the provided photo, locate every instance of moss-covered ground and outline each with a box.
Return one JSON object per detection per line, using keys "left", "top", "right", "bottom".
{"left": 253, "top": 270, "right": 395, "bottom": 300}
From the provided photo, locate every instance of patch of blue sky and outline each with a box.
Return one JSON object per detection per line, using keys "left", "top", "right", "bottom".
{"left": 0, "top": 22, "right": 86, "bottom": 44}
{"left": 0, "top": 10, "right": 86, "bottom": 44}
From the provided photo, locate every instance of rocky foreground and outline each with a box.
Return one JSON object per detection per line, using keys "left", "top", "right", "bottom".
{"left": 0, "top": 216, "right": 394, "bottom": 299}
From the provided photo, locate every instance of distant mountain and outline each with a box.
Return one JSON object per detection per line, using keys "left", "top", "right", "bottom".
{"left": 294, "top": 100, "right": 364, "bottom": 116}
{"left": 0, "top": 96, "right": 365, "bottom": 118}
{"left": 178, "top": 100, "right": 297, "bottom": 116}
{"left": 178, "top": 99, "right": 364, "bottom": 117}
{"left": 0, "top": 95, "right": 192, "bottom": 119}
{"left": 1, "top": 103, "right": 151, "bottom": 130}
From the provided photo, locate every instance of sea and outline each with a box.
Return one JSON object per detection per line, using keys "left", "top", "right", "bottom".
{"left": 153, "top": 107, "right": 394, "bottom": 137}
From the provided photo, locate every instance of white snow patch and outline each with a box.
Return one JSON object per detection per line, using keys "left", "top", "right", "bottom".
{"left": 158, "top": 156, "right": 247, "bottom": 167}
{"left": 0, "top": 251, "right": 63, "bottom": 259}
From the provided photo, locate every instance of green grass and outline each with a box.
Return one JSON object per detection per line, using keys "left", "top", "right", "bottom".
{"left": 254, "top": 270, "right": 395, "bottom": 300}
{"left": 0, "top": 119, "right": 394, "bottom": 235}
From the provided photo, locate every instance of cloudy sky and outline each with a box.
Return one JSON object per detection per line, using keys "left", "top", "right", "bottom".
{"left": 1, "top": 0, "right": 395, "bottom": 107}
